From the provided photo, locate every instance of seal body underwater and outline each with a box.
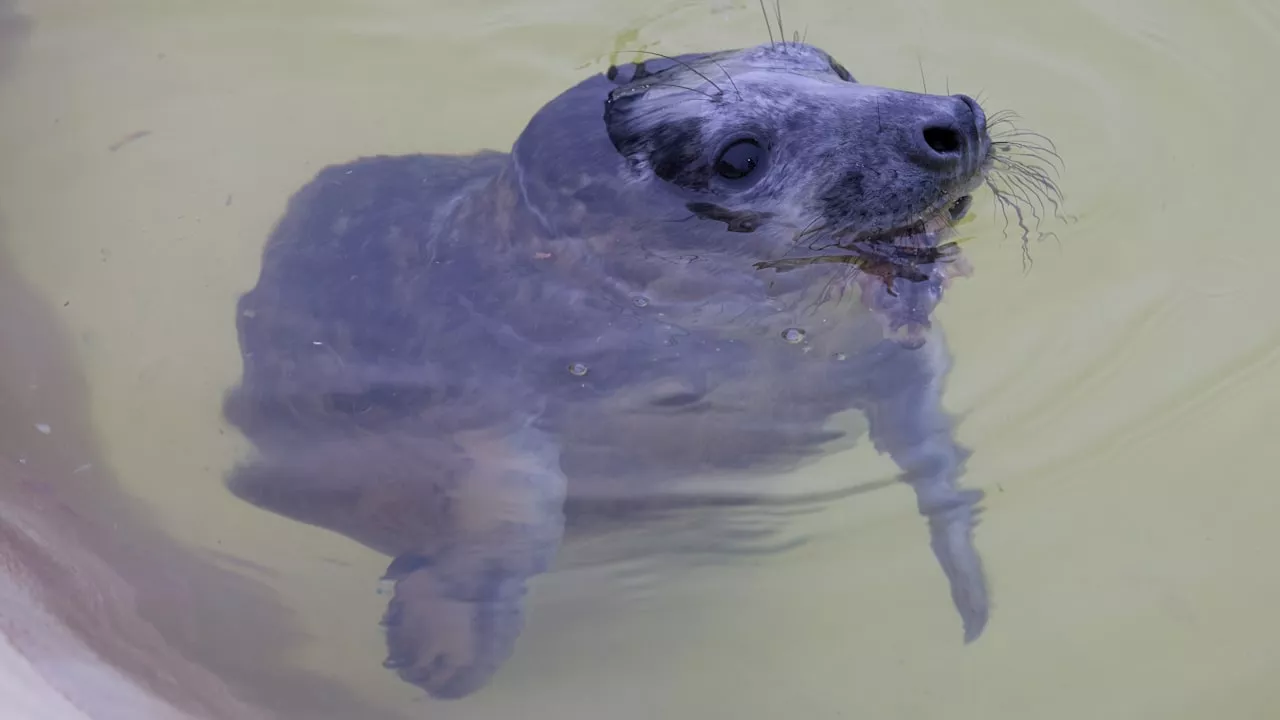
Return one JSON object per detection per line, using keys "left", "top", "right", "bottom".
{"left": 224, "top": 40, "right": 997, "bottom": 699}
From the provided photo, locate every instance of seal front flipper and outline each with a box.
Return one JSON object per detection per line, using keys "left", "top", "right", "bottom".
{"left": 379, "top": 425, "right": 567, "bottom": 700}
{"left": 380, "top": 550, "right": 529, "bottom": 700}
{"left": 859, "top": 335, "right": 989, "bottom": 642}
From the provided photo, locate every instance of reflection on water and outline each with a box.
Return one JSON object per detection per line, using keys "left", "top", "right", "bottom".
{"left": 2, "top": 0, "right": 1280, "bottom": 717}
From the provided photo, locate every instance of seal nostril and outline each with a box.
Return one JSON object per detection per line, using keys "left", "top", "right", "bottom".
{"left": 923, "top": 125, "right": 962, "bottom": 155}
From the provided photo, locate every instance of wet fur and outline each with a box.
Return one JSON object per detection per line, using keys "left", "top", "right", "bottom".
{"left": 225, "top": 42, "right": 1001, "bottom": 700}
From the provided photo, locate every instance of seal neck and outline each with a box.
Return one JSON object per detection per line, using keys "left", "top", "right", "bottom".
{"left": 445, "top": 163, "right": 558, "bottom": 251}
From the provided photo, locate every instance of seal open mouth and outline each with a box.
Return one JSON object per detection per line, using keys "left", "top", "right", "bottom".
{"left": 755, "top": 193, "right": 976, "bottom": 348}
{"left": 948, "top": 194, "right": 973, "bottom": 222}
{"left": 862, "top": 193, "right": 973, "bottom": 252}
{"left": 842, "top": 195, "right": 975, "bottom": 346}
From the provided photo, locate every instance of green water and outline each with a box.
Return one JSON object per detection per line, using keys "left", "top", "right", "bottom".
{"left": 1, "top": 0, "right": 1278, "bottom": 717}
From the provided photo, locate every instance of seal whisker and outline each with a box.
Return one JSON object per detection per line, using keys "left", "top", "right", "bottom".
{"left": 989, "top": 124, "right": 1059, "bottom": 155}
{"left": 990, "top": 130, "right": 1060, "bottom": 159}
{"left": 988, "top": 122, "right": 1041, "bottom": 141}
{"left": 993, "top": 137, "right": 1054, "bottom": 158}
{"left": 987, "top": 120, "right": 1035, "bottom": 136}
{"left": 996, "top": 164, "right": 1061, "bottom": 205}
{"left": 805, "top": 225, "right": 843, "bottom": 253}
{"left": 997, "top": 171, "right": 1059, "bottom": 223}
{"left": 987, "top": 115, "right": 1069, "bottom": 228}
{"left": 992, "top": 158, "right": 1051, "bottom": 203}
{"left": 774, "top": 0, "right": 788, "bottom": 48}
{"left": 996, "top": 156, "right": 1065, "bottom": 206}
{"left": 985, "top": 108, "right": 1024, "bottom": 125}
{"left": 989, "top": 125, "right": 1060, "bottom": 154}
{"left": 993, "top": 156, "right": 1068, "bottom": 221}
{"left": 1015, "top": 164, "right": 1066, "bottom": 208}
{"left": 995, "top": 146, "right": 1065, "bottom": 182}
{"left": 759, "top": 0, "right": 775, "bottom": 47}
{"left": 812, "top": 265, "right": 854, "bottom": 314}
{"left": 993, "top": 140, "right": 1065, "bottom": 175}
{"left": 985, "top": 175, "right": 1057, "bottom": 270}
{"left": 989, "top": 169, "right": 1044, "bottom": 220}
{"left": 706, "top": 56, "right": 743, "bottom": 100}
{"left": 646, "top": 81, "right": 718, "bottom": 100}
{"left": 985, "top": 120, "right": 1018, "bottom": 135}
{"left": 986, "top": 178, "right": 1016, "bottom": 243}
{"left": 998, "top": 189, "right": 1037, "bottom": 271}
{"left": 775, "top": 216, "right": 827, "bottom": 261}
{"left": 986, "top": 118, "right": 1019, "bottom": 134}
{"left": 984, "top": 107, "right": 1015, "bottom": 122}
{"left": 625, "top": 50, "right": 726, "bottom": 96}
{"left": 997, "top": 171, "right": 1050, "bottom": 228}
{"left": 995, "top": 121, "right": 1049, "bottom": 147}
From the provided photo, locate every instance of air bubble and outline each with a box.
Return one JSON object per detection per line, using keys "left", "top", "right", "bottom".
{"left": 568, "top": 362, "right": 589, "bottom": 377}
{"left": 632, "top": 296, "right": 650, "bottom": 308}
{"left": 781, "top": 328, "right": 806, "bottom": 344}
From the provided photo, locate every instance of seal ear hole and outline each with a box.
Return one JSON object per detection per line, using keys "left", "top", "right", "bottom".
{"left": 714, "top": 139, "right": 764, "bottom": 182}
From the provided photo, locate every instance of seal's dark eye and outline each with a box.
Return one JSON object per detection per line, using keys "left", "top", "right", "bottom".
{"left": 714, "top": 139, "right": 763, "bottom": 181}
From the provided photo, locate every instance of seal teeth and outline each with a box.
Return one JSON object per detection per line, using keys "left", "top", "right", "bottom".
{"left": 948, "top": 195, "right": 973, "bottom": 222}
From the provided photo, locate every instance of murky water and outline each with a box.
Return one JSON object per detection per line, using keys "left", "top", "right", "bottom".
{"left": 2, "top": 0, "right": 1279, "bottom": 717}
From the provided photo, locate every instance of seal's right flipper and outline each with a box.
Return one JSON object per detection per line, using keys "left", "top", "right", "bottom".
{"left": 380, "top": 425, "right": 567, "bottom": 700}
{"left": 860, "top": 338, "right": 989, "bottom": 642}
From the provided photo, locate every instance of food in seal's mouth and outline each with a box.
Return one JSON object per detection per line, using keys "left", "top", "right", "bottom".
{"left": 756, "top": 193, "right": 977, "bottom": 348}
{"left": 849, "top": 194, "right": 976, "bottom": 346}
{"left": 869, "top": 193, "right": 975, "bottom": 250}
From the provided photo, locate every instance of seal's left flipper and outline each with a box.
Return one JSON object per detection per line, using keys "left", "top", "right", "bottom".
{"left": 860, "top": 337, "right": 989, "bottom": 641}
{"left": 380, "top": 551, "right": 529, "bottom": 700}
{"left": 379, "top": 425, "right": 568, "bottom": 700}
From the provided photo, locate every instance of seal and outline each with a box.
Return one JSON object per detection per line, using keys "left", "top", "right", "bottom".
{"left": 222, "top": 38, "right": 1045, "bottom": 700}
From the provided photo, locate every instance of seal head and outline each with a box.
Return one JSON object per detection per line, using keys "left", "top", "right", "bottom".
{"left": 510, "top": 41, "right": 991, "bottom": 344}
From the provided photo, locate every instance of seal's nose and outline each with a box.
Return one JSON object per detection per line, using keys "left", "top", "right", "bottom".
{"left": 910, "top": 94, "right": 986, "bottom": 174}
